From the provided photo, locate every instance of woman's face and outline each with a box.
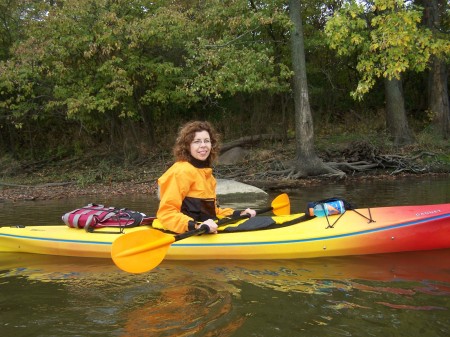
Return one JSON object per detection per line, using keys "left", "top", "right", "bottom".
{"left": 190, "top": 130, "right": 211, "bottom": 161}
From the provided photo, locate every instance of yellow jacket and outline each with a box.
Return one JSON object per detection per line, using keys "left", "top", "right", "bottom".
{"left": 157, "top": 161, "right": 235, "bottom": 233}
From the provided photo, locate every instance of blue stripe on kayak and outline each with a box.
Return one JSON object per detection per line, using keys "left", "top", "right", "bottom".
{"left": 173, "top": 212, "right": 450, "bottom": 247}
{"left": 0, "top": 213, "right": 448, "bottom": 248}
{"left": 0, "top": 233, "right": 112, "bottom": 245}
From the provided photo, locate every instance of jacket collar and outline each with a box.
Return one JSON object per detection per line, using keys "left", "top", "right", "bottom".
{"left": 189, "top": 156, "right": 210, "bottom": 169}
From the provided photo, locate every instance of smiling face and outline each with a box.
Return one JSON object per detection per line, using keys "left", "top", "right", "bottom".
{"left": 190, "top": 130, "right": 211, "bottom": 161}
{"left": 173, "top": 121, "right": 220, "bottom": 165}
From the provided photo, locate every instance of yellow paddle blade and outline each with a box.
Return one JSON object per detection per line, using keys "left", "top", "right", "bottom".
{"left": 111, "top": 229, "right": 175, "bottom": 274}
{"left": 271, "top": 193, "right": 290, "bottom": 215}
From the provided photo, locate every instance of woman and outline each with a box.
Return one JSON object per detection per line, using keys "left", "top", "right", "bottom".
{"left": 157, "top": 121, "right": 256, "bottom": 234}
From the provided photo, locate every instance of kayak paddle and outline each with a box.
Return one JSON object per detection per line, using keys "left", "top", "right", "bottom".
{"left": 111, "top": 193, "right": 290, "bottom": 273}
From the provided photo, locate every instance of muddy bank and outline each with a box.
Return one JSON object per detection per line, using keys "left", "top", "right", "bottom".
{"left": 0, "top": 181, "right": 157, "bottom": 202}
{"left": 1, "top": 140, "right": 449, "bottom": 202}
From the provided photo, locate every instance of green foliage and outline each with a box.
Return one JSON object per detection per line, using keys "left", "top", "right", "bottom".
{"left": 0, "top": 0, "right": 296, "bottom": 157}
{"left": 181, "top": 0, "right": 292, "bottom": 99}
{"left": 0, "top": 0, "right": 448, "bottom": 161}
{"left": 324, "top": 0, "right": 450, "bottom": 99}
{"left": 1, "top": 1, "right": 195, "bottom": 129}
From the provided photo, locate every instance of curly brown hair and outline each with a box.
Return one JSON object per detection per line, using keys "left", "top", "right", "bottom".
{"left": 173, "top": 121, "right": 221, "bottom": 165}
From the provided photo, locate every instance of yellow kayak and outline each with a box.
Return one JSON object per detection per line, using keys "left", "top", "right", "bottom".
{"left": 1, "top": 203, "right": 450, "bottom": 260}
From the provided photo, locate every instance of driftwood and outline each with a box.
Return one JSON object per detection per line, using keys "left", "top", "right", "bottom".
{"left": 328, "top": 161, "right": 380, "bottom": 172}
{"left": 221, "top": 134, "right": 283, "bottom": 153}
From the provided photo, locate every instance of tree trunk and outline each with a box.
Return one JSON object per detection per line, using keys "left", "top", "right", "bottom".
{"left": 424, "top": 0, "right": 450, "bottom": 139}
{"left": 289, "top": 0, "right": 338, "bottom": 176}
{"left": 384, "top": 77, "right": 414, "bottom": 146}
{"left": 428, "top": 57, "right": 450, "bottom": 139}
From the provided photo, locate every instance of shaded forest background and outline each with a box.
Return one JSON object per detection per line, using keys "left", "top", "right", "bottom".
{"left": 0, "top": 0, "right": 449, "bottom": 186}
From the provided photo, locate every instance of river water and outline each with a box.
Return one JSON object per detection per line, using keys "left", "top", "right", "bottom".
{"left": 1, "top": 175, "right": 449, "bottom": 337}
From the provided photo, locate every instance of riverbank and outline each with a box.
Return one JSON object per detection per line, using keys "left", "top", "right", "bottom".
{"left": 1, "top": 138, "right": 449, "bottom": 202}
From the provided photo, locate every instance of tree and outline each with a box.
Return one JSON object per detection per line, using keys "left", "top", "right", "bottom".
{"left": 289, "top": 0, "right": 343, "bottom": 177}
{"left": 383, "top": 77, "right": 414, "bottom": 145}
{"left": 325, "top": 0, "right": 449, "bottom": 145}
{"left": 422, "top": 0, "right": 450, "bottom": 139}
{"left": 180, "top": 0, "right": 346, "bottom": 177}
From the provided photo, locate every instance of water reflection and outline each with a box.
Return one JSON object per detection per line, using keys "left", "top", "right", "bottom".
{"left": 120, "top": 285, "right": 245, "bottom": 337}
{"left": 2, "top": 247, "right": 449, "bottom": 285}
{"left": 1, "top": 248, "right": 449, "bottom": 337}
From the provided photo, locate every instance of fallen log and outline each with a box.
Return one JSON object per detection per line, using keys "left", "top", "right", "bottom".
{"left": 221, "top": 134, "right": 283, "bottom": 153}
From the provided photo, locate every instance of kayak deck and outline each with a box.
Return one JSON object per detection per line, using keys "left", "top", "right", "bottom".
{"left": 1, "top": 203, "right": 450, "bottom": 260}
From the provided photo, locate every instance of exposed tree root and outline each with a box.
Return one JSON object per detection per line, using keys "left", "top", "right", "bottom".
{"left": 216, "top": 140, "right": 441, "bottom": 187}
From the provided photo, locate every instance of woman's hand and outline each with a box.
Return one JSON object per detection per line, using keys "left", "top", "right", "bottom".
{"left": 241, "top": 208, "right": 257, "bottom": 218}
{"left": 198, "top": 218, "right": 218, "bottom": 234}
